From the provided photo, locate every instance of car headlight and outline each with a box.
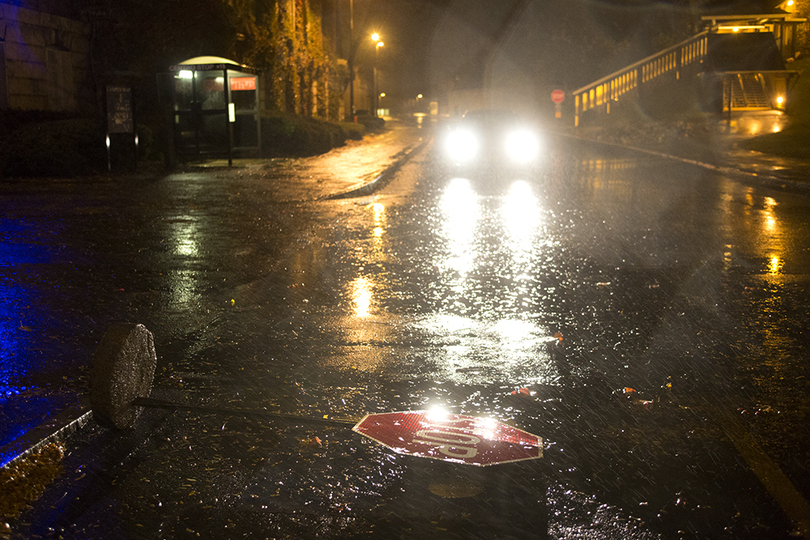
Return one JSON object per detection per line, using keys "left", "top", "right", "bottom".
{"left": 444, "top": 128, "right": 480, "bottom": 164}
{"left": 504, "top": 129, "right": 539, "bottom": 164}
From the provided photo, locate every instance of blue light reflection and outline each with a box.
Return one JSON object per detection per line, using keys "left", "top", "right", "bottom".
{"left": 0, "top": 218, "right": 56, "bottom": 450}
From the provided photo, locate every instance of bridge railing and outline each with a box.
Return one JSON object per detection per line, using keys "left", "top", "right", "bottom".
{"left": 572, "top": 31, "right": 709, "bottom": 126}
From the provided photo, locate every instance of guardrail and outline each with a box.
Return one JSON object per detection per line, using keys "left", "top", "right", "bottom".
{"left": 573, "top": 31, "right": 709, "bottom": 126}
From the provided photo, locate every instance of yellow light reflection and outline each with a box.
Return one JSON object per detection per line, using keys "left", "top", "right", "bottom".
{"left": 351, "top": 277, "right": 373, "bottom": 317}
{"left": 763, "top": 197, "right": 777, "bottom": 231}
{"left": 371, "top": 202, "right": 386, "bottom": 223}
{"left": 723, "top": 243, "right": 733, "bottom": 271}
{"left": 370, "top": 202, "right": 386, "bottom": 238}
{"left": 366, "top": 202, "right": 388, "bottom": 265}
{"left": 745, "top": 192, "right": 755, "bottom": 206}
{"left": 768, "top": 255, "right": 783, "bottom": 275}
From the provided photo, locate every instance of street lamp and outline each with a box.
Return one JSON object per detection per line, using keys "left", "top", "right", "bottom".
{"left": 373, "top": 36, "right": 384, "bottom": 117}
{"left": 349, "top": 0, "right": 355, "bottom": 119}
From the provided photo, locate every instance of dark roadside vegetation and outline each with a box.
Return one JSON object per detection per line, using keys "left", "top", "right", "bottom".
{"left": 0, "top": 110, "right": 385, "bottom": 179}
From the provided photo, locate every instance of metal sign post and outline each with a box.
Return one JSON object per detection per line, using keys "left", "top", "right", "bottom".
{"left": 551, "top": 89, "right": 565, "bottom": 119}
{"left": 105, "top": 85, "right": 136, "bottom": 172}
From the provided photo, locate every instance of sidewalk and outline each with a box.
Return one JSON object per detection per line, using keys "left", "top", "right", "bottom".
{"left": 184, "top": 118, "right": 431, "bottom": 202}
{"left": 566, "top": 110, "right": 810, "bottom": 192}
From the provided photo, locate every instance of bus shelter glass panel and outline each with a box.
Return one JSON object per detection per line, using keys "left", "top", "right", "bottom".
{"left": 164, "top": 61, "right": 260, "bottom": 160}
{"left": 173, "top": 70, "right": 228, "bottom": 156}
{"left": 229, "top": 75, "right": 259, "bottom": 149}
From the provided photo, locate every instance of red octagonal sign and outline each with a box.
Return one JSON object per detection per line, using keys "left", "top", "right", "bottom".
{"left": 353, "top": 411, "right": 542, "bottom": 466}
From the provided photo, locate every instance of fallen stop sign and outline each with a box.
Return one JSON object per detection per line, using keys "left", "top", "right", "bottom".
{"left": 353, "top": 411, "right": 542, "bottom": 466}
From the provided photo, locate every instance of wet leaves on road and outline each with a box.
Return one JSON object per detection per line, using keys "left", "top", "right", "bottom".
{"left": 0, "top": 443, "right": 64, "bottom": 531}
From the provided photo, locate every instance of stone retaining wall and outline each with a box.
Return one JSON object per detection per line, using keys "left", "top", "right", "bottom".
{"left": 0, "top": 1, "right": 91, "bottom": 111}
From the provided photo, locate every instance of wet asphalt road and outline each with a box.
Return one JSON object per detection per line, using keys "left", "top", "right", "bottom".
{"left": 3, "top": 123, "right": 810, "bottom": 538}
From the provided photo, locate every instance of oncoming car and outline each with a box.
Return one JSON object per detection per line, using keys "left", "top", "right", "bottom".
{"left": 441, "top": 109, "right": 542, "bottom": 173}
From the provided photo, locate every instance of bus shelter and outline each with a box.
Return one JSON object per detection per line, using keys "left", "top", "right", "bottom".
{"left": 166, "top": 56, "right": 260, "bottom": 164}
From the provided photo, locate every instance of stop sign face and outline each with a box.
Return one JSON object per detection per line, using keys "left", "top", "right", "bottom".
{"left": 353, "top": 411, "right": 542, "bottom": 466}
{"left": 551, "top": 89, "right": 565, "bottom": 104}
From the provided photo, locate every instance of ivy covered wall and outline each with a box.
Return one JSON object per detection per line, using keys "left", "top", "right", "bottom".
{"left": 228, "top": 0, "right": 341, "bottom": 119}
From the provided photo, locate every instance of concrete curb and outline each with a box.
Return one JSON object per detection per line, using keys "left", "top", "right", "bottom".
{"left": 0, "top": 406, "right": 93, "bottom": 470}
{"left": 561, "top": 132, "right": 810, "bottom": 194}
{"left": 323, "top": 137, "right": 432, "bottom": 200}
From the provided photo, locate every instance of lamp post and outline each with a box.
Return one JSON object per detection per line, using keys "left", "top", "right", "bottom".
{"left": 348, "top": 0, "right": 355, "bottom": 120}
{"left": 372, "top": 34, "right": 383, "bottom": 117}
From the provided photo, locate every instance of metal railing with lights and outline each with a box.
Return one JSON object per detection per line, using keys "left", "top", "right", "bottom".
{"left": 572, "top": 28, "right": 800, "bottom": 126}
{"left": 573, "top": 32, "right": 709, "bottom": 127}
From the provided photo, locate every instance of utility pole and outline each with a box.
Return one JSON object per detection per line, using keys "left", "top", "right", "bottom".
{"left": 348, "top": 0, "right": 355, "bottom": 120}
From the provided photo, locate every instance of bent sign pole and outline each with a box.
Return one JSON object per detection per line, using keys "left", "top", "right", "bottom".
{"left": 352, "top": 411, "right": 542, "bottom": 466}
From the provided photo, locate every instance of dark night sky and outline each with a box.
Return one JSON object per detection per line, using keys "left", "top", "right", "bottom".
{"left": 354, "top": 0, "right": 779, "bottom": 105}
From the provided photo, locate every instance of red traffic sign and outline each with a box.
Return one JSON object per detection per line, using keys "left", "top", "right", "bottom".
{"left": 551, "top": 89, "right": 565, "bottom": 104}
{"left": 353, "top": 410, "right": 542, "bottom": 466}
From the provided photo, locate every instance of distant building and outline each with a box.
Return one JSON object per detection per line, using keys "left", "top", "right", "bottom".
{"left": 700, "top": 0, "right": 806, "bottom": 60}
{"left": 0, "top": 0, "right": 91, "bottom": 111}
{"left": 775, "top": 0, "right": 810, "bottom": 56}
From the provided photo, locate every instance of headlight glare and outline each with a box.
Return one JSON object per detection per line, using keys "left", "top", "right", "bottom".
{"left": 445, "top": 129, "right": 479, "bottom": 164}
{"left": 504, "top": 129, "right": 540, "bottom": 164}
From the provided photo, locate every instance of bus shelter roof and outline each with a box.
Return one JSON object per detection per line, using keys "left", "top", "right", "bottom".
{"left": 169, "top": 56, "right": 256, "bottom": 74}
